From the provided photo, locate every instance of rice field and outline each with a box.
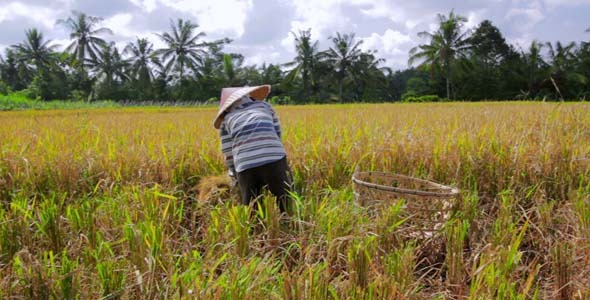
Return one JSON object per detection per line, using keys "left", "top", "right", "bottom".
{"left": 1, "top": 102, "right": 589, "bottom": 299}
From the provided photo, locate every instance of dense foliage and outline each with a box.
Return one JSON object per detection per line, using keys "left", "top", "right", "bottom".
{"left": 1, "top": 10, "right": 589, "bottom": 102}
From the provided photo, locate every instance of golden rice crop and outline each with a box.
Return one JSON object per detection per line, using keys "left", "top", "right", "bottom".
{"left": 0, "top": 102, "right": 589, "bottom": 299}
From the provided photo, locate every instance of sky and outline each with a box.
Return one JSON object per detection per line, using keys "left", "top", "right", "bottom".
{"left": 0, "top": 0, "right": 589, "bottom": 71}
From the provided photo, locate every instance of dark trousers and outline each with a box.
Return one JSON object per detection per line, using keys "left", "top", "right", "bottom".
{"left": 237, "top": 156, "right": 292, "bottom": 213}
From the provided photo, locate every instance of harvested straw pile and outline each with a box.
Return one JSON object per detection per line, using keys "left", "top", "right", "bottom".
{"left": 194, "top": 175, "right": 234, "bottom": 204}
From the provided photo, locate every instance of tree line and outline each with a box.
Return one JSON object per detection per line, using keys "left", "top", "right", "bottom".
{"left": 0, "top": 10, "right": 589, "bottom": 103}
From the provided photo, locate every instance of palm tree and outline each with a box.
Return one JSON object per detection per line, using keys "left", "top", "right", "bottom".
{"left": 155, "top": 19, "right": 209, "bottom": 82}
{"left": 12, "top": 28, "right": 59, "bottom": 74}
{"left": 124, "top": 38, "right": 155, "bottom": 80}
{"left": 0, "top": 54, "right": 9, "bottom": 92}
{"left": 574, "top": 42, "right": 590, "bottom": 98}
{"left": 350, "top": 51, "right": 386, "bottom": 101}
{"left": 546, "top": 42, "right": 576, "bottom": 72}
{"left": 151, "top": 57, "right": 171, "bottom": 100}
{"left": 408, "top": 40, "right": 442, "bottom": 76}
{"left": 152, "top": 57, "right": 170, "bottom": 82}
{"left": 260, "top": 63, "right": 283, "bottom": 86}
{"left": 409, "top": 11, "right": 471, "bottom": 99}
{"left": 222, "top": 53, "right": 245, "bottom": 86}
{"left": 57, "top": 11, "right": 113, "bottom": 68}
{"left": 546, "top": 41, "right": 580, "bottom": 99}
{"left": 0, "top": 49, "right": 29, "bottom": 90}
{"left": 322, "top": 32, "right": 363, "bottom": 103}
{"left": 87, "top": 42, "right": 129, "bottom": 91}
{"left": 124, "top": 38, "right": 156, "bottom": 98}
{"left": 516, "top": 41, "right": 550, "bottom": 99}
{"left": 286, "top": 29, "right": 319, "bottom": 100}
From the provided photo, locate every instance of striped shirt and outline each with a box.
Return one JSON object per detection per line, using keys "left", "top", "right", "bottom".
{"left": 220, "top": 101, "right": 286, "bottom": 173}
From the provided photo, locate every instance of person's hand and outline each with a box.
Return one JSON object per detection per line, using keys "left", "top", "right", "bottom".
{"left": 228, "top": 169, "right": 238, "bottom": 187}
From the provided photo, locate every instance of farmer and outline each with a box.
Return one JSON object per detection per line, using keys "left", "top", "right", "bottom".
{"left": 214, "top": 85, "right": 292, "bottom": 213}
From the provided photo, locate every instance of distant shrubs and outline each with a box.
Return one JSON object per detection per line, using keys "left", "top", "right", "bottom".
{"left": 0, "top": 91, "right": 33, "bottom": 110}
{"left": 0, "top": 92, "right": 120, "bottom": 110}
{"left": 401, "top": 91, "right": 417, "bottom": 102}
{"left": 401, "top": 91, "right": 445, "bottom": 103}
{"left": 68, "top": 90, "right": 88, "bottom": 102}
{"left": 0, "top": 80, "right": 10, "bottom": 95}
{"left": 416, "top": 95, "right": 443, "bottom": 102}
{"left": 269, "top": 95, "right": 291, "bottom": 105}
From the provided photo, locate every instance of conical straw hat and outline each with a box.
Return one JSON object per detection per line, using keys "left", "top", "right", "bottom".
{"left": 213, "top": 85, "right": 271, "bottom": 129}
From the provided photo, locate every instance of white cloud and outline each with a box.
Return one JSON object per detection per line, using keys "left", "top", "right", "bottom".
{"left": 282, "top": 0, "right": 398, "bottom": 57}
{"left": 465, "top": 10, "right": 483, "bottom": 29}
{"left": 282, "top": 20, "right": 325, "bottom": 46}
{"left": 361, "top": 29, "right": 411, "bottom": 53}
{"left": 428, "top": 22, "right": 438, "bottom": 32}
{"left": 285, "top": 0, "right": 414, "bottom": 38}
{"left": 360, "top": 29, "right": 412, "bottom": 69}
{"left": 51, "top": 38, "right": 71, "bottom": 51}
{"left": 506, "top": 1, "right": 544, "bottom": 31}
{"left": 128, "top": 0, "right": 157, "bottom": 12}
{"left": 280, "top": 32, "right": 296, "bottom": 55}
{"left": 224, "top": 43, "right": 282, "bottom": 66}
{"left": 404, "top": 19, "right": 420, "bottom": 30}
{"left": 506, "top": 8, "right": 544, "bottom": 25}
{"left": 358, "top": 1, "right": 406, "bottom": 21}
{"left": 509, "top": 34, "right": 536, "bottom": 50}
{"left": 157, "top": 0, "right": 253, "bottom": 37}
{"left": 0, "top": 2, "right": 59, "bottom": 29}
{"left": 291, "top": 0, "right": 407, "bottom": 40}
{"left": 245, "top": 51, "right": 281, "bottom": 66}
{"left": 543, "top": 0, "right": 590, "bottom": 7}
{"left": 278, "top": 13, "right": 332, "bottom": 64}
{"left": 103, "top": 13, "right": 135, "bottom": 38}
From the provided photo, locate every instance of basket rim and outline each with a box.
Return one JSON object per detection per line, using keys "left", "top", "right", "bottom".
{"left": 352, "top": 171, "right": 460, "bottom": 198}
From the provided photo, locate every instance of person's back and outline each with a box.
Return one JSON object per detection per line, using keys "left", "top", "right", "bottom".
{"left": 221, "top": 100, "right": 286, "bottom": 173}
{"left": 214, "top": 85, "right": 292, "bottom": 213}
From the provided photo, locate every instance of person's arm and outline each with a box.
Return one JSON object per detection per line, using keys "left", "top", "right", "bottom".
{"left": 269, "top": 104, "right": 282, "bottom": 139}
{"left": 219, "top": 123, "right": 236, "bottom": 175}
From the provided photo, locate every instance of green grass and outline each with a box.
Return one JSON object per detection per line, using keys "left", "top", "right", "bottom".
{"left": 0, "top": 93, "right": 120, "bottom": 110}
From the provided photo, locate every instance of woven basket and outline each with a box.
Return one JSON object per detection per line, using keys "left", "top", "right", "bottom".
{"left": 352, "top": 171, "right": 460, "bottom": 233}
